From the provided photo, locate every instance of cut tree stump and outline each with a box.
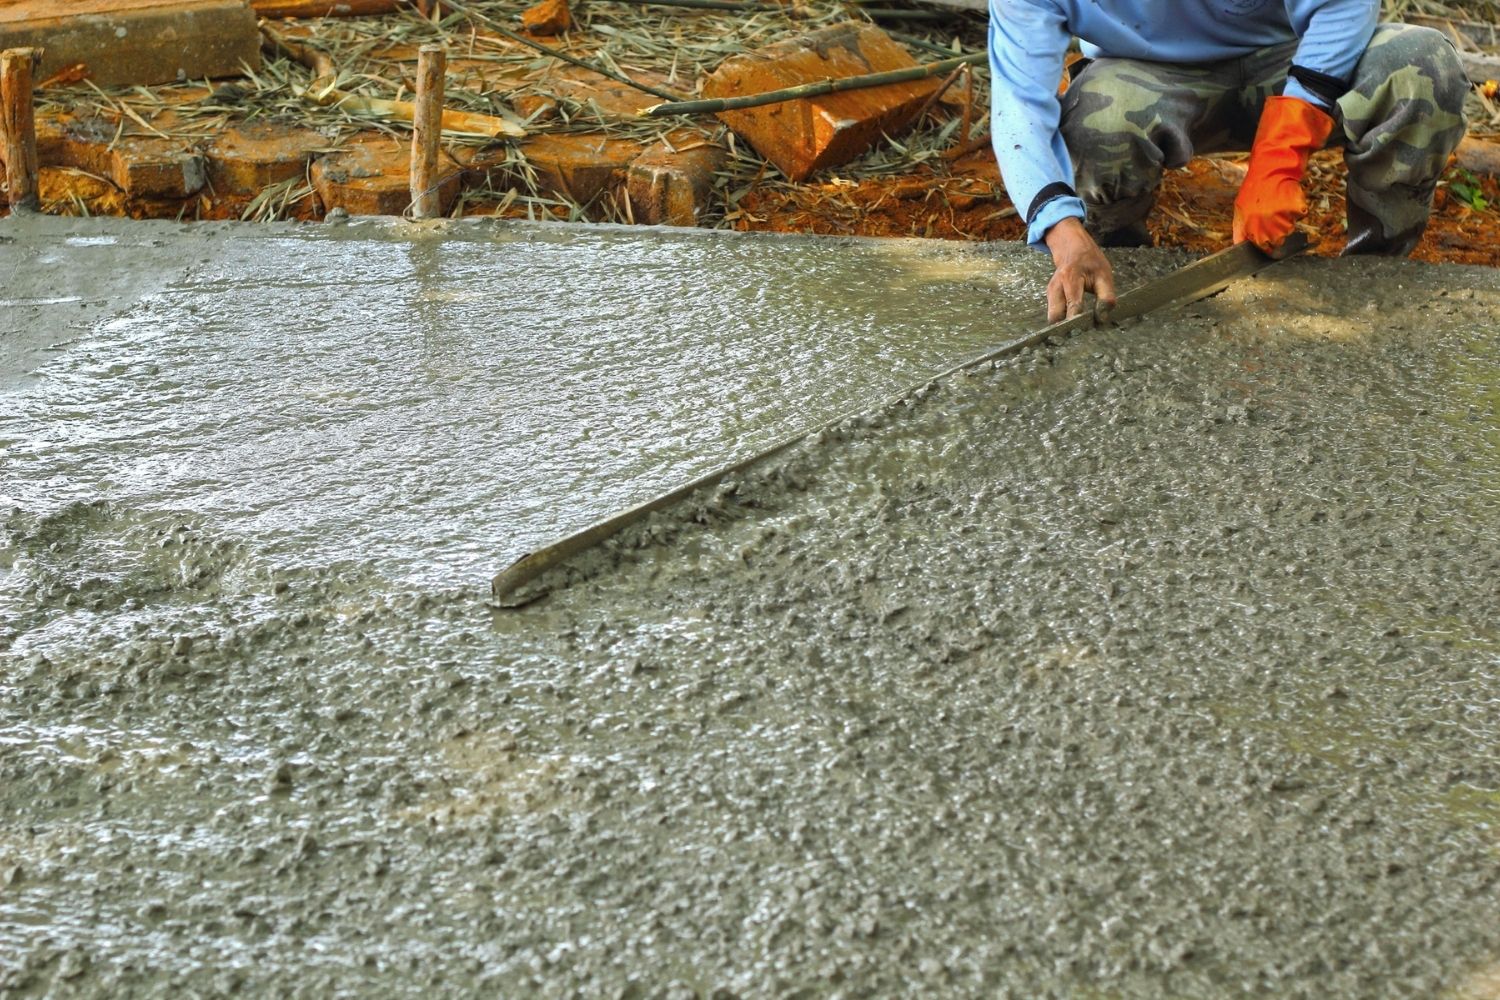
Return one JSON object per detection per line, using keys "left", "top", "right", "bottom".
{"left": 700, "top": 23, "right": 942, "bottom": 182}
{"left": 312, "top": 138, "right": 462, "bottom": 216}
{"left": 0, "top": 0, "right": 260, "bottom": 87}
{"left": 625, "top": 138, "right": 724, "bottom": 227}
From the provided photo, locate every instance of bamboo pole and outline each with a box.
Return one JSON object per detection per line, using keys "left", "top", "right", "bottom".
{"left": 302, "top": 78, "right": 525, "bottom": 138}
{"left": 643, "top": 51, "right": 984, "bottom": 117}
{"left": 959, "top": 62, "right": 973, "bottom": 143}
{"left": 1, "top": 47, "right": 41, "bottom": 212}
{"left": 260, "top": 24, "right": 337, "bottom": 78}
{"left": 409, "top": 44, "right": 446, "bottom": 219}
{"left": 588, "top": 0, "right": 775, "bottom": 9}
{"left": 252, "top": 0, "right": 409, "bottom": 18}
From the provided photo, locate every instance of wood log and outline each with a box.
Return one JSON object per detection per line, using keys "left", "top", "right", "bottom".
{"left": 409, "top": 44, "right": 445, "bottom": 219}
{"left": 303, "top": 78, "right": 525, "bottom": 138}
{"left": 1, "top": 46, "right": 41, "bottom": 211}
{"left": 252, "top": 0, "right": 409, "bottom": 17}
{"left": 1456, "top": 135, "right": 1500, "bottom": 179}
{"left": 1457, "top": 51, "right": 1500, "bottom": 85}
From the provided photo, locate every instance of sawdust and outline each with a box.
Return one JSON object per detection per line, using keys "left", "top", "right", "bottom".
{"left": 736, "top": 148, "right": 1500, "bottom": 267}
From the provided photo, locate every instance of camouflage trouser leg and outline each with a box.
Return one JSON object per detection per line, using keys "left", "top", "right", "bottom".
{"left": 1339, "top": 24, "right": 1468, "bottom": 255}
{"left": 1058, "top": 24, "right": 1468, "bottom": 254}
{"left": 1059, "top": 57, "right": 1250, "bottom": 244}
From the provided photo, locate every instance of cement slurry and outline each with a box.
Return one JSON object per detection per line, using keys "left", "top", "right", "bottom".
{"left": 1, "top": 218, "right": 1498, "bottom": 998}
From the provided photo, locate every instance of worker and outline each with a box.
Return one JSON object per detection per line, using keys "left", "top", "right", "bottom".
{"left": 989, "top": 0, "right": 1469, "bottom": 321}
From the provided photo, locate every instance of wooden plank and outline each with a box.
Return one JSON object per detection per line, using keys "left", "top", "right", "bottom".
{"left": 0, "top": 0, "right": 260, "bottom": 87}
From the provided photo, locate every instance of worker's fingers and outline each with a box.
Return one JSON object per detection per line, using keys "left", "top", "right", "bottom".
{"left": 1092, "top": 268, "right": 1118, "bottom": 325}
{"left": 1046, "top": 273, "right": 1070, "bottom": 324}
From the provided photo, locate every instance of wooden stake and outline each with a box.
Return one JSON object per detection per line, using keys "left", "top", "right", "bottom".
{"left": 409, "top": 44, "right": 446, "bottom": 219}
{"left": 912, "top": 62, "right": 967, "bottom": 126}
{"left": 1, "top": 47, "right": 41, "bottom": 212}
{"left": 959, "top": 63, "right": 973, "bottom": 144}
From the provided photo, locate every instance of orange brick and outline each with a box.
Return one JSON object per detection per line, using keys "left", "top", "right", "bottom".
{"left": 625, "top": 138, "right": 724, "bottom": 227}
{"left": 311, "top": 139, "right": 461, "bottom": 216}
{"left": 701, "top": 23, "right": 940, "bottom": 182}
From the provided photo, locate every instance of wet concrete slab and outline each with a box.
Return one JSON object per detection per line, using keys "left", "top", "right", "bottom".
{"left": 1, "top": 218, "right": 1498, "bottom": 998}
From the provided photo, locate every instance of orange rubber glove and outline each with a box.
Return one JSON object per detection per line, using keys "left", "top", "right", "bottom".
{"left": 1232, "top": 95, "right": 1336, "bottom": 255}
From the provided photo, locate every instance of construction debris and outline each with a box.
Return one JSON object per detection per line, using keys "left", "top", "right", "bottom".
{"left": 518, "top": 0, "right": 570, "bottom": 36}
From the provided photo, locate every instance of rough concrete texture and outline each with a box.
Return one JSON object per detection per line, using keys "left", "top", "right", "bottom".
{"left": 1, "top": 217, "right": 1499, "bottom": 998}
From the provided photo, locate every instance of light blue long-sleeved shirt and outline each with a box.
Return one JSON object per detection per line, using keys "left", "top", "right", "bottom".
{"left": 989, "top": 0, "right": 1380, "bottom": 246}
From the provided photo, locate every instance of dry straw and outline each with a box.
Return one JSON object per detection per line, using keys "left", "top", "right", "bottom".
{"left": 29, "top": 0, "right": 1493, "bottom": 222}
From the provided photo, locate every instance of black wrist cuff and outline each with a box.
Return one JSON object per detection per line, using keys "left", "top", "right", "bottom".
{"left": 1287, "top": 64, "right": 1348, "bottom": 108}
{"left": 1026, "top": 182, "right": 1078, "bottom": 224}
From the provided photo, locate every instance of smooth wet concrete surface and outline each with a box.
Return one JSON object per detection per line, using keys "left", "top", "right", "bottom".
{"left": 2, "top": 218, "right": 1498, "bottom": 998}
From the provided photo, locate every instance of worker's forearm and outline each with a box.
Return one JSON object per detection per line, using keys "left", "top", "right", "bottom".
{"left": 1282, "top": 0, "right": 1379, "bottom": 108}
{"left": 988, "top": 0, "right": 1081, "bottom": 247}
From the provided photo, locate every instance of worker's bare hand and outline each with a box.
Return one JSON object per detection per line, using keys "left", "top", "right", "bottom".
{"left": 1043, "top": 218, "right": 1117, "bottom": 324}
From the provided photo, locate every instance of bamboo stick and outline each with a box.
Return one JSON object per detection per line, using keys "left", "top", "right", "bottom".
{"left": 959, "top": 62, "right": 973, "bottom": 143}
{"left": 1, "top": 47, "right": 41, "bottom": 212}
{"left": 941, "top": 130, "right": 990, "bottom": 161}
{"left": 588, "top": 0, "right": 775, "bottom": 9}
{"left": 410, "top": 44, "right": 446, "bottom": 218}
{"left": 912, "top": 61, "right": 966, "bottom": 123}
{"left": 303, "top": 78, "right": 526, "bottom": 138}
{"left": 252, "top": 0, "right": 410, "bottom": 18}
{"left": 260, "top": 24, "right": 337, "bottom": 78}
{"left": 644, "top": 51, "right": 984, "bottom": 117}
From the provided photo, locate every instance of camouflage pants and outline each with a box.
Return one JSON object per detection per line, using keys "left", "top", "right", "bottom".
{"left": 1059, "top": 24, "right": 1469, "bottom": 255}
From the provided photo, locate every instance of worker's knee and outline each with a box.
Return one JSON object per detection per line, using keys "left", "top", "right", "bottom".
{"left": 1340, "top": 24, "right": 1468, "bottom": 188}
{"left": 1060, "top": 65, "right": 1160, "bottom": 156}
{"left": 1061, "top": 62, "right": 1205, "bottom": 185}
{"left": 1344, "top": 24, "right": 1470, "bottom": 125}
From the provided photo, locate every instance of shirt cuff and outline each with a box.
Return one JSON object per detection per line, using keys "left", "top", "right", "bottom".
{"left": 1281, "top": 78, "right": 1333, "bottom": 111}
{"left": 1026, "top": 195, "right": 1087, "bottom": 250}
